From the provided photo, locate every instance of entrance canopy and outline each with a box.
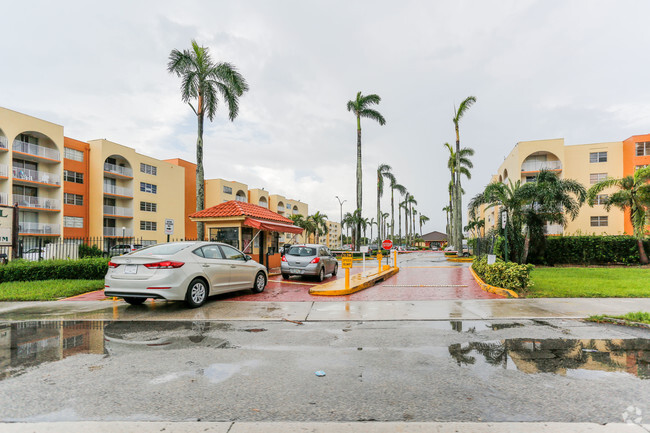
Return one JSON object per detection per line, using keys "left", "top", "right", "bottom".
{"left": 243, "top": 217, "right": 303, "bottom": 234}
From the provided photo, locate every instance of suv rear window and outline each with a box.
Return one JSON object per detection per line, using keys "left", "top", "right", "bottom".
{"left": 131, "top": 242, "right": 193, "bottom": 256}
{"left": 288, "top": 246, "right": 316, "bottom": 256}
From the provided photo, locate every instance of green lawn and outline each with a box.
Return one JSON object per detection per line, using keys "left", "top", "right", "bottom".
{"left": 0, "top": 279, "right": 104, "bottom": 301}
{"left": 528, "top": 267, "right": 650, "bottom": 298}
{"left": 587, "top": 312, "right": 650, "bottom": 325}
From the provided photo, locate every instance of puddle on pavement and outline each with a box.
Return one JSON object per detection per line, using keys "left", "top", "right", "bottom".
{"left": 426, "top": 321, "right": 526, "bottom": 333}
{"left": 448, "top": 338, "right": 650, "bottom": 380}
{"left": 0, "top": 320, "right": 231, "bottom": 380}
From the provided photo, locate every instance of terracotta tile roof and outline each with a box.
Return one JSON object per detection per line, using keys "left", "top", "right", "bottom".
{"left": 190, "top": 200, "right": 294, "bottom": 223}
{"left": 421, "top": 231, "right": 448, "bottom": 242}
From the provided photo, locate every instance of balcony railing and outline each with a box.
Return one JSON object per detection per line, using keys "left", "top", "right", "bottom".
{"left": 13, "top": 139, "right": 60, "bottom": 161}
{"left": 0, "top": 164, "right": 7, "bottom": 178}
{"left": 103, "top": 184, "right": 133, "bottom": 197}
{"left": 0, "top": 136, "right": 7, "bottom": 150}
{"left": 12, "top": 167, "right": 61, "bottom": 185}
{"left": 103, "top": 205, "right": 133, "bottom": 217}
{"left": 521, "top": 160, "right": 562, "bottom": 172}
{"left": 0, "top": 192, "right": 7, "bottom": 205}
{"left": 18, "top": 222, "right": 60, "bottom": 235}
{"left": 104, "top": 162, "right": 133, "bottom": 177}
{"left": 103, "top": 227, "right": 134, "bottom": 237}
{"left": 14, "top": 194, "right": 60, "bottom": 210}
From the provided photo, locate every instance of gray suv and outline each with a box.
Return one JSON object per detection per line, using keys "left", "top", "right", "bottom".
{"left": 281, "top": 244, "right": 338, "bottom": 282}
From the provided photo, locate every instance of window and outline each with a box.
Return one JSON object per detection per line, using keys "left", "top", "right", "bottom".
{"left": 140, "top": 201, "right": 157, "bottom": 212}
{"left": 140, "top": 163, "right": 157, "bottom": 175}
{"left": 140, "top": 182, "right": 157, "bottom": 194}
{"left": 286, "top": 204, "right": 291, "bottom": 209}
{"left": 636, "top": 142, "right": 650, "bottom": 156}
{"left": 590, "top": 173, "right": 607, "bottom": 184}
{"left": 595, "top": 194, "right": 608, "bottom": 205}
{"left": 210, "top": 227, "right": 239, "bottom": 248}
{"left": 223, "top": 186, "right": 232, "bottom": 194}
{"left": 219, "top": 244, "right": 246, "bottom": 261}
{"left": 64, "top": 216, "right": 84, "bottom": 228}
{"left": 63, "top": 335, "right": 83, "bottom": 349}
{"left": 140, "top": 221, "right": 157, "bottom": 231}
{"left": 196, "top": 245, "right": 224, "bottom": 259}
{"left": 590, "top": 216, "right": 608, "bottom": 227}
{"left": 589, "top": 152, "right": 607, "bottom": 163}
{"left": 525, "top": 176, "right": 537, "bottom": 183}
{"left": 636, "top": 165, "right": 649, "bottom": 172}
{"left": 64, "top": 193, "right": 83, "bottom": 206}
{"left": 64, "top": 148, "right": 84, "bottom": 162}
{"left": 64, "top": 170, "right": 84, "bottom": 184}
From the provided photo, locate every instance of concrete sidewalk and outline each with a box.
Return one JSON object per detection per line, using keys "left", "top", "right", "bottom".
{"left": 1, "top": 298, "right": 649, "bottom": 322}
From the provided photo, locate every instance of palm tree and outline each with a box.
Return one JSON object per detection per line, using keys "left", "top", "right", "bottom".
{"left": 342, "top": 212, "right": 354, "bottom": 245}
{"left": 419, "top": 214, "right": 430, "bottom": 236}
{"left": 290, "top": 214, "right": 307, "bottom": 243}
{"left": 369, "top": 217, "right": 376, "bottom": 245}
{"left": 442, "top": 205, "right": 451, "bottom": 241}
{"left": 452, "top": 96, "right": 477, "bottom": 250}
{"left": 399, "top": 199, "right": 408, "bottom": 246}
{"left": 347, "top": 92, "right": 386, "bottom": 249}
{"left": 310, "top": 211, "right": 329, "bottom": 244}
{"left": 382, "top": 212, "right": 390, "bottom": 240}
{"left": 587, "top": 166, "right": 650, "bottom": 264}
{"left": 444, "top": 142, "right": 474, "bottom": 249}
{"left": 404, "top": 194, "right": 418, "bottom": 246}
{"left": 168, "top": 40, "right": 249, "bottom": 240}
{"left": 361, "top": 217, "right": 369, "bottom": 245}
{"left": 376, "top": 164, "right": 394, "bottom": 241}
{"left": 390, "top": 179, "right": 407, "bottom": 241}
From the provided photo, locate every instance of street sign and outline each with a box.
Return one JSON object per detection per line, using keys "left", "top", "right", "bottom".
{"left": 376, "top": 252, "right": 383, "bottom": 262}
{"left": 342, "top": 253, "right": 353, "bottom": 269}
{"left": 0, "top": 206, "right": 14, "bottom": 246}
{"left": 164, "top": 218, "right": 174, "bottom": 235}
{"left": 382, "top": 239, "right": 393, "bottom": 250}
{"left": 360, "top": 246, "right": 369, "bottom": 253}
{"left": 501, "top": 211, "right": 507, "bottom": 229}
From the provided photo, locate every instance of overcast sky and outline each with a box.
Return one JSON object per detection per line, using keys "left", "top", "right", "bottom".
{"left": 2, "top": 1, "right": 649, "bottom": 235}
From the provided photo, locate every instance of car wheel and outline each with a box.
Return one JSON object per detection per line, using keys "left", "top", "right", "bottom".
{"left": 185, "top": 278, "right": 208, "bottom": 308}
{"left": 317, "top": 267, "right": 325, "bottom": 282}
{"left": 123, "top": 297, "right": 146, "bottom": 305}
{"left": 332, "top": 263, "right": 338, "bottom": 276}
{"left": 282, "top": 273, "right": 290, "bottom": 279}
{"left": 251, "top": 271, "right": 266, "bottom": 293}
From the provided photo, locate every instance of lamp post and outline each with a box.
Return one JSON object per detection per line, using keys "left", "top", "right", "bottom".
{"left": 335, "top": 195, "right": 346, "bottom": 249}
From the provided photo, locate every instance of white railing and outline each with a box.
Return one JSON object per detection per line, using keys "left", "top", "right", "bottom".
{"left": 0, "top": 164, "right": 7, "bottom": 177}
{"left": 0, "top": 136, "right": 7, "bottom": 150}
{"left": 103, "top": 184, "right": 133, "bottom": 197}
{"left": 103, "top": 227, "right": 134, "bottom": 237}
{"left": 521, "top": 160, "right": 562, "bottom": 172}
{"left": 104, "top": 162, "right": 133, "bottom": 177}
{"left": 13, "top": 139, "right": 60, "bottom": 161}
{"left": 14, "top": 194, "right": 60, "bottom": 210}
{"left": 0, "top": 192, "right": 7, "bottom": 205}
{"left": 12, "top": 167, "right": 61, "bottom": 185}
{"left": 18, "top": 222, "right": 60, "bottom": 235}
{"left": 103, "top": 205, "right": 133, "bottom": 217}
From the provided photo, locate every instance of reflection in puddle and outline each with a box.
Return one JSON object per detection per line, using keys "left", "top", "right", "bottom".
{"left": 449, "top": 338, "right": 649, "bottom": 379}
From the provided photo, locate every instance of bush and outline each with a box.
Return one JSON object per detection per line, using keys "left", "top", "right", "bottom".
{"left": 79, "top": 243, "right": 103, "bottom": 258}
{"left": 531, "top": 235, "right": 650, "bottom": 265}
{"left": 0, "top": 258, "right": 109, "bottom": 283}
{"left": 472, "top": 256, "right": 534, "bottom": 293}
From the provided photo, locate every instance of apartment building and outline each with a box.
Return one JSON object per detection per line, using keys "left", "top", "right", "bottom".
{"left": 318, "top": 220, "right": 342, "bottom": 249}
{"left": 480, "top": 135, "right": 650, "bottom": 236}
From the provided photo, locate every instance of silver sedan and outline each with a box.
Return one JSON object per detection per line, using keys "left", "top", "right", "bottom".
{"left": 104, "top": 241, "right": 267, "bottom": 308}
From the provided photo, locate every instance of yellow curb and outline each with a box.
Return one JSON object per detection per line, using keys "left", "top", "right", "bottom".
{"left": 309, "top": 267, "right": 399, "bottom": 296}
{"left": 469, "top": 266, "right": 519, "bottom": 298}
{"left": 446, "top": 257, "right": 475, "bottom": 262}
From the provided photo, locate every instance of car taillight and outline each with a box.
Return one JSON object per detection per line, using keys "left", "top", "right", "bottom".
{"left": 108, "top": 261, "right": 120, "bottom": 268}
{"left": 143, "top": 261, "right": 185, "bottom": 269}
{"left": 281, "top": 256, "right": 287, "bottom": 262}
{"left": 310, "top": 257, "right": 320, "bottom": 264}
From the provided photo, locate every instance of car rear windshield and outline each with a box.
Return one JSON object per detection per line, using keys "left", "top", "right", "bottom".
{"left": 130, "top": 243, "right": 193, "bottom": 256}
{"left": 288, "top": 246, "right": 316, "bottom": 256}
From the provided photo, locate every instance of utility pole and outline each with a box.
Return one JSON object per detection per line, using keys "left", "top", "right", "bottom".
{"left": 335, "top": 196, "right": 346, "bottom": 249}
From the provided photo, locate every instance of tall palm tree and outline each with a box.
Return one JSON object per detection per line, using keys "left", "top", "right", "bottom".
{"left": 382, "top": 212, "right": 390, "bottom": 240}
{"left": 376, "top": 164, "right": 394, "bottom": 241}
{"left": 342, "top": 212, "right": 353, "bottom": 245}
{"left": 361, "top": 217, "right": 369, "bottom": 245}
{"left": 310, "top": 211, "right": 329, "bottom": 244}
{"left": 290, "top": 214, "right": 307, "bottom": 243}
{"left": 442, "top": 205, "right": 451, "bottom": 240}
{"left": 452, "top": 96, "right": 477, "bottom": 250}
{"left": 390, "top": 179, "right": 407, "bottom": 241}
{"left": 404, "top": 194, "right": 418, "bottom": 246}
{"left": 444, "top": 142, "right": 474, "bottom": 248}
{"left": 419, "top": 214, "right": 430, "bottom": 236}
{"left": 369, "top": 217, "right": 376, "bottom": 244}
{"left": 587, "top": 166, "right": 650, "bottom": 264}
{"left": 168, "top": 40, "right": 249, "bottom": 240}
{"left": 399, "top": 199, "right": 408, "bottom": 246}
{"left": 347, "top": 92, "right": 386, "bottom": 249}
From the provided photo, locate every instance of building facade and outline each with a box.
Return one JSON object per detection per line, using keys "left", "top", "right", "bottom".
{"left": 318, "top": 220, "right": 342, "bottom": 249}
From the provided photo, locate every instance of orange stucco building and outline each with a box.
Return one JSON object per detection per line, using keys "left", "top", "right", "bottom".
{"left": 622, "top": 134, "right": 650, "bottom": 235}
{"left": 62, "top": 137, "right": 90, "bottom": 238}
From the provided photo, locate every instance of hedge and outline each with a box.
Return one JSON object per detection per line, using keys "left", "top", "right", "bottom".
{"left": 0, "top": 258, "right": 109, "bottom": 283}
{"left": 531, "top": 235, "right": 650, "bottom": 265}
{"left": 472, "top": 257, "right": 534, "bottom": 293}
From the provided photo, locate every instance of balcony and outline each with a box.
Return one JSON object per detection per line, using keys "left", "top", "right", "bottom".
{"left": 103, "top": 184, "right": 133, "bottom": 198}
{"left": 0, "top": 192, "right": 7, "bottom": 205}
{"left": 0, "top": 164, "right": 7, "bottom": 178}
{"left": 104, "top": 163, "right": 133, "bottom": 178}
{"left": 18, "top": 222, "right": 60, "bottom": 235}
{"left": 14, "top": 194, "right": 60, "bottom": 211}
{"left": 103, "top": 205, "right": 133, "bottom": 218}
{"left": 521, "top": 160, "right": 562, "bottom": 172}
{"left": 103, "top": 227, "right": 134, "bottom": 237}
{"left": 12, "top": 167, "right": 61, "bottom": 187}
{"left": 12, "top": 139, "right": 60, "bottom": 162}
{"left": 0, "top": 136, "right": 7, "bottom": 151}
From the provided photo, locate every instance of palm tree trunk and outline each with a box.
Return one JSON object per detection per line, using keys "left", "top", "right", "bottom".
{"left": 356, "top": 116, "right": 362, "bottom": 251}
{"left": 455, "top": 130, "right": 462, "bottom": 251}
{"left": 522, "top": 227, "right": 531, "bottom": 264}
{"left": 638, "top": 239, "right": 649, "bottom": 265}
{"left": 196, "top": 106, "right": 205, "bottom": 241}
{"left": 390, "top": 189, "right": 395, "bottom": 241}
{"left": 376, "top": 172, "right": 381, "bottom": 248}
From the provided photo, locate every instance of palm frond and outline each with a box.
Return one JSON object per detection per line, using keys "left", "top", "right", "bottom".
{"left": 360, "top": 108, "right": 386, "bottom": 125}
{"left": 453, "top": 95, "right": 477, "bottom": 125}
{"left": 360, "top": 93, "right": 381, "bottom": 107}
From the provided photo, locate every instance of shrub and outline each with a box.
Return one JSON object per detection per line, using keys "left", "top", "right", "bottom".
{"left": 79, "top": 243, "right": 103, "bottom": 258}
{"left": 531, "top": 235, "right": 650, "bottom": 265}
{"left": 472, "top": 256, "right": 534, "bottom": 293}
{"left": 0, "top": 258, "right": 109, "bottom": 283}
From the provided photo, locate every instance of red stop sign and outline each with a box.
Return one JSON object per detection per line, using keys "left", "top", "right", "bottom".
{"left": 382, "top": 239, "right": 393, "bottom": 250}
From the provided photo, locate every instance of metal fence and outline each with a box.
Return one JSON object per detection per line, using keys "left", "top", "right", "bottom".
{"left": 470, "top": 235, "right": 498, "bottom": 258}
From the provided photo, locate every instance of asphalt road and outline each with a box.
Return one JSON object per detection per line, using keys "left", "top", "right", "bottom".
{"left": 0, "top": 318, "right": 648, "bottom": 423}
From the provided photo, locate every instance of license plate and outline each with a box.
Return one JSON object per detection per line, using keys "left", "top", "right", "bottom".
{"left": 124, "top": 265, "right": 138, "bottom": 274}
{"left": 291, "top": 268, "right": 303, "bottom": 274}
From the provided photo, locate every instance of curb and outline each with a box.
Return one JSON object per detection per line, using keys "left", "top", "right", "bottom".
{"left": 309, "top": 267, "right": 399, "bottom": 296}
{"left": 446, "top": 257, "right": 474, "bottom": 262}
{"left": 469, "top": 265, "right": 519, "bottom": 298}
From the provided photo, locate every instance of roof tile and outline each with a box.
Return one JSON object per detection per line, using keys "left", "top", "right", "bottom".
{"left": 190, "top": 200, "right": 294, "bottom": 223}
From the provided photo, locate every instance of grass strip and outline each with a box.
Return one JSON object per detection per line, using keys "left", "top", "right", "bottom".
{"left": 0, "top": 279, "right": 104, "bottom": 301}
{"left": 586, "top": 312, "right": 650, "bottom": 327}
{"left": 527, "top": 267, "right": 650, "bottom": 298}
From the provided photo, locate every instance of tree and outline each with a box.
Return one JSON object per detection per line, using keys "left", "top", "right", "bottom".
{"left": 452, "top": 96, "right": 477, "bottom": 250}
{"left": 442, "top": 205, "right": 451, "bottom": 240}
{"left": 376, "top": 163, "right": 394, "bottom": 242}
{"left": 290, "top": 214, "right": 307, "bottom": 243}
{"left": 342, "top": 212, "right": 353, "bottom": 245}
{"left": 587, "top": 166, "right": 650, "bottom": 264}
{"left": 361, "top": 217, "right": 369, "bottom": 245}
{"left": 382, "top": 212, "right": 390, "bottom": 240}
{"left": 347, "top": 92, "right": 386, "bottom": 249}
{"left": 390, "top": 179, "right": 407, "bottom": 241}
{"left": 419, "top": 214, "right": 430, "bottom": 236}
{"left": 168, "top": 40, "right": 249, "bottom": 240}
{"left": 310, "top": 211, "right": 329, "bottom": 244}
{"left": 369, "top": 217, "right": 376, "bottom": 244}
{"left": 399, "top": 199, "right": 408, "bottom": 246}
{"left": 444, "top": 142, "right": 474, "bottom": 249}
{"left": 404, "top": 194, "right": 417, "bottom": 246}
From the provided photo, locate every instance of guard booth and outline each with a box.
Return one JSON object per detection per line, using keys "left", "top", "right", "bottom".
{"left": 189, "top": 201, "right": 303, "bottom": 270}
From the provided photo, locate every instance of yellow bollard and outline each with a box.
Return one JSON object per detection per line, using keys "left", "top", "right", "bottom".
{"left": 345, "top": 268, "right": 350, "bottom": 290}
{"left": 377, "top": 252, "right": 383, "bottom": 274}
{"left": 393, "top": 249, "right": 398, "bottom": 268}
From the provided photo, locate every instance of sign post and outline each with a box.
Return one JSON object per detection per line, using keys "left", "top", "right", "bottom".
{"left": 342, "top": 253, "right": 353, "bottom": 290}
{"left": 0, "top": 205, "right": 15, "bottom": 261}
{"left": 381, "top": 239, "right": 393, "bottom": 268}
{"left": 164, "top": 218, "right": 174, "bottom": 243}
{"left": 360, "top": 246, "right": 368, "bottom": 273}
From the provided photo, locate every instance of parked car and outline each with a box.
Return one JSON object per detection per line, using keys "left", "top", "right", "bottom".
{"left": 281, "top": 244, "right": 338, "bottom": 282}
{"left": 108, "top": 243, "right": 144, "bottom": 256}
{"left": 22, "top": 247, "right": 44, "bottom": 261}
{"left": 104, "top": 241, "right": 268, "bottom": 308}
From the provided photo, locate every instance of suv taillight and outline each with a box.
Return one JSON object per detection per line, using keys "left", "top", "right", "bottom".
{"left": 108, "top": 261, "right": 120, "bottom": 268}
{"left": 144, "top": 261, "right": 185, "bottom": 269}
{"left": 310, "top": 257, "right": 320, "bottom": 264}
